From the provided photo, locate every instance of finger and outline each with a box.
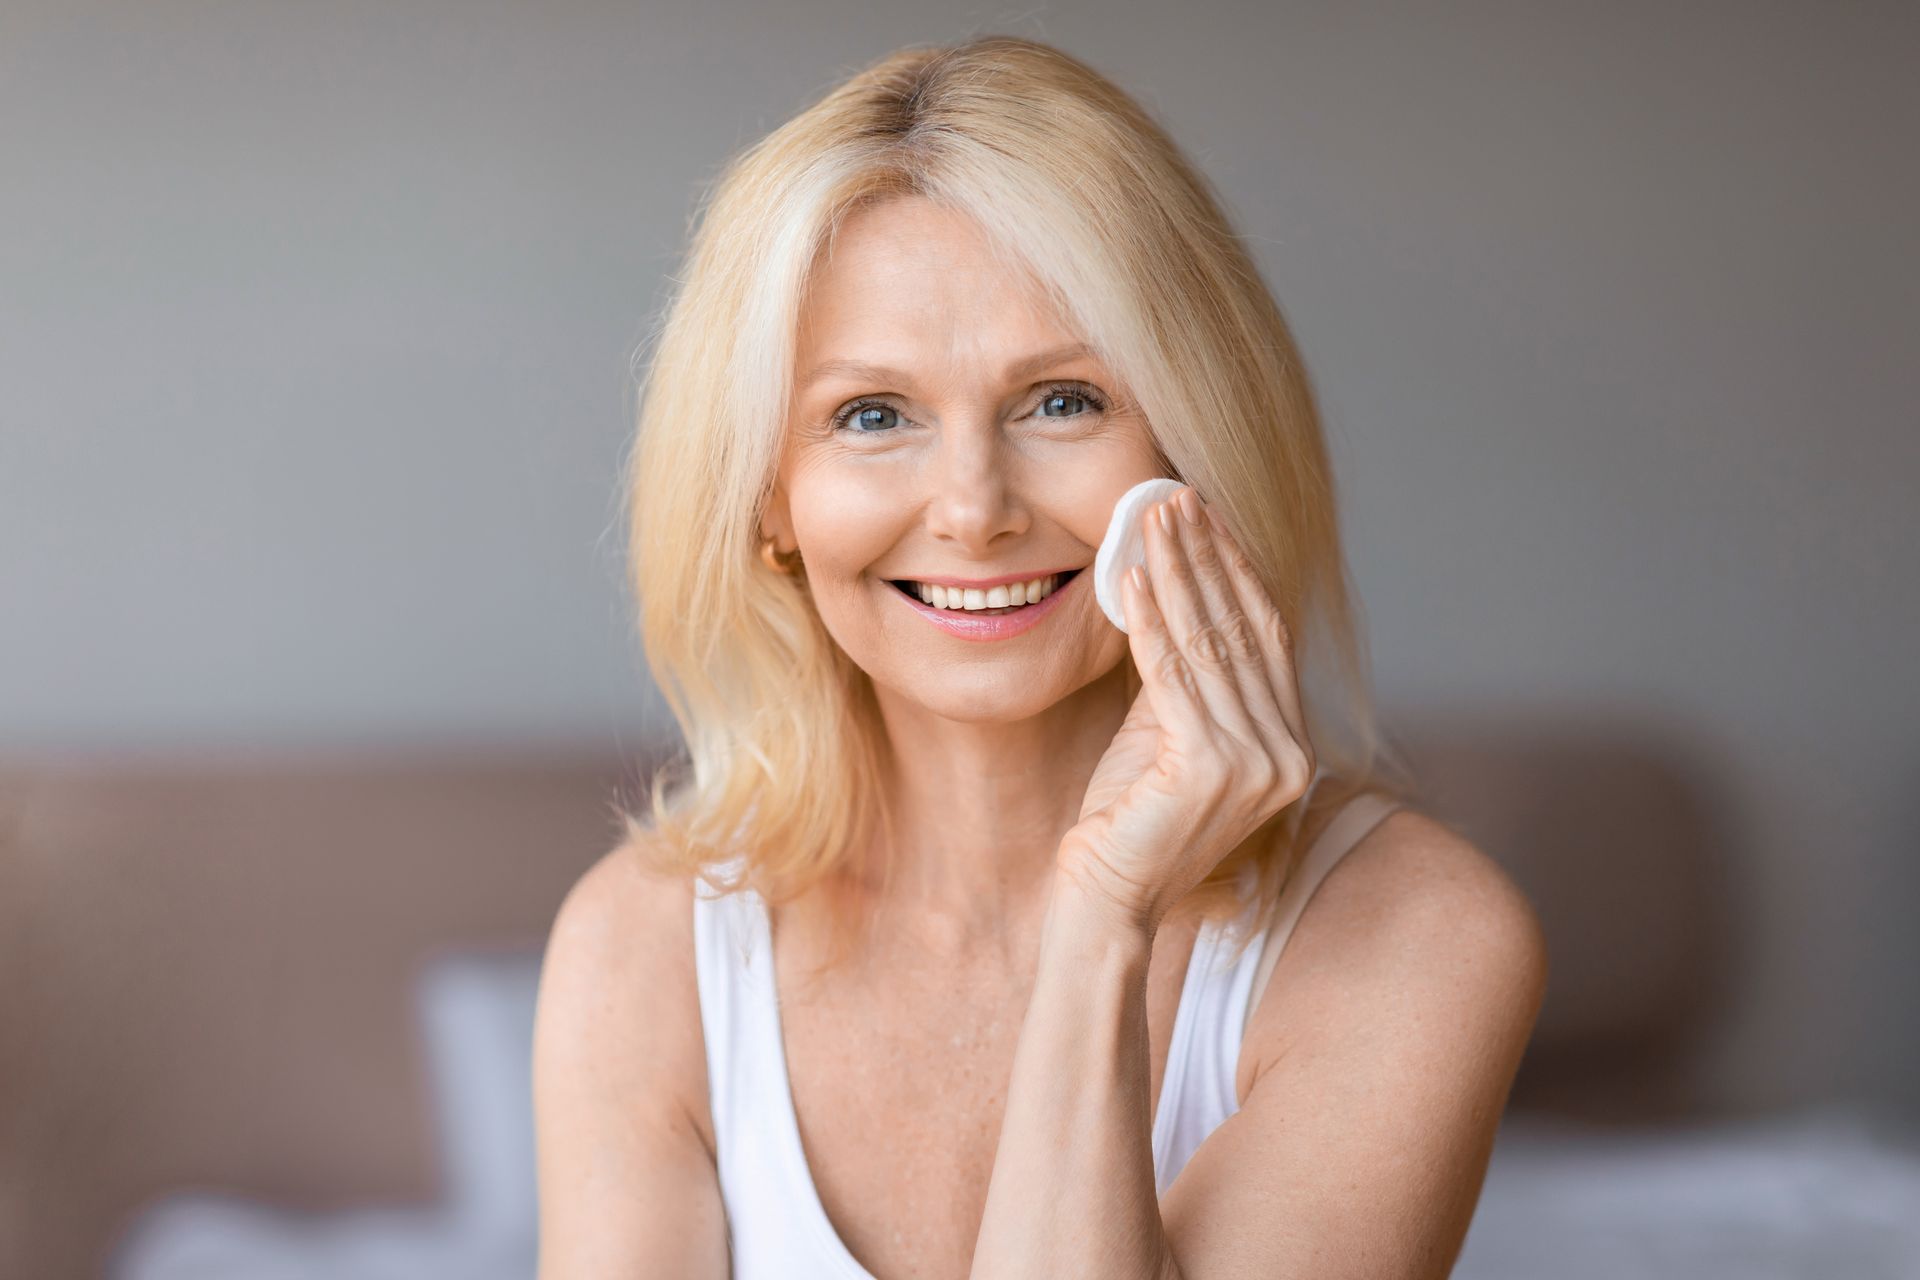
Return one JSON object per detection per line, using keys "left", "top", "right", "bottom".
{"left": 1120, "top": 561, "right": 1211, "bottom": 744}
{"left": 1144, "top": 491, "right": 1265, "bottom": 755}
{"left": 1172, "top": 489, "right": 1291, "bottom": 754}
{"left": 1202, "top": 515, "right": 1315, "bottom": 795}
{"left": 1204, "top": 507, "right": 1310, "bottom": 746}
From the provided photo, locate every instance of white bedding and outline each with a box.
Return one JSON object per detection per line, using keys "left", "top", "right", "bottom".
{"left": 1457, "top": 1106, "right": 1920, "bottom": 1279}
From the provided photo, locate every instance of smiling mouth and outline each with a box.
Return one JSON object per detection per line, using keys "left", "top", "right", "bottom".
{"left": 887, "top": 568, "right": 1082, "bottom": 615}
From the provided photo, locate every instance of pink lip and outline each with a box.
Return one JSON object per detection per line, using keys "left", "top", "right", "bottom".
{"left": 887, "top": 569, "right": 1082, "bottom": 642}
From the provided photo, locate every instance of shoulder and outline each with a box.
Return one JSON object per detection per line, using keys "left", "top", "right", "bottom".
{"left": 1330, "top": 806, "right": 1547, "bottom": 973}
{"left": 533, "top": 836, "right": 733, "bottom": 1272}
{"left": 1247, "top": 804, "right": 1549, "bottom": 1076}
{"left": 533, "top": 834, "right": 712, "bottom": 1150}
{"left": 545, "top": 831, "right": 703, "bottom": 963}
{"left": 1186, "top": 808, "right": 1550, "bottom": 1274}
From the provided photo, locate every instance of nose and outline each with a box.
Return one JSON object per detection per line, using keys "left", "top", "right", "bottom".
{"left": 921, "top": 423, "right": 1030, "bottom": 556}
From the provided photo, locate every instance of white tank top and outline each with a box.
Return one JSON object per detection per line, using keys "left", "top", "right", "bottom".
{"left": 691, "top": 792, "right": 1402, "bottom": 1278}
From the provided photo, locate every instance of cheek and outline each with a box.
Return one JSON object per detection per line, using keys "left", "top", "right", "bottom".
{"left": 1042, "top": 445, "right": 1172, "bottom": 551}
{"left": 787, "top": 470, "right": 900, "bottom": 577}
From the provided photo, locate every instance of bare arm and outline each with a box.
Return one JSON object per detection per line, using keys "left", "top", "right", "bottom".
{"left": 970, "top": 812, "right": 1548, "bottom": 1279}
{"left": 532, "top": 846, "right": 730, "bottom": 1279}
{"left": 1160, "top": 812, "right": 1549, "bottom": 1277}
{"left": 968, "top": 868, "right": 1166, "bottom": 1279}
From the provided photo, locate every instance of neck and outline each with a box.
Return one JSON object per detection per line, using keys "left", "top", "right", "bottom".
{"left": 848, "top": 659, "right": 1135, "bottom": 954}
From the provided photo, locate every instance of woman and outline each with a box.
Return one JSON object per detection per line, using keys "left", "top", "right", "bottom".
{"left": 533, "top": 35, "right": 1547, "bottom": 1280}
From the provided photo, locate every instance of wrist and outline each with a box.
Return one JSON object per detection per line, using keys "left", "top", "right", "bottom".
{"left": 1048, "top": 858, "right": 1162, "bottom": 949}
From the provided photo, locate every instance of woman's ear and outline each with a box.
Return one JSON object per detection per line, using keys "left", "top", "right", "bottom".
{"left": 759, "top": 484, "right": 795, "bottom": 555}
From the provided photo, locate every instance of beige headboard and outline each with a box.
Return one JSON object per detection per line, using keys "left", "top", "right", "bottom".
{"left": 0, "top": 748, "right": 661, "bottom": 1279}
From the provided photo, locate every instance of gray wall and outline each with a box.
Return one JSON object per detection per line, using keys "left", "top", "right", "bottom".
{"left": 3, "top": 3, "right": 1915, "bottom": 1117}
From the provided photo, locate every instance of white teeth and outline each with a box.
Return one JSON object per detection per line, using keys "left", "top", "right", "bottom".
{"left": 910, "top": 574, "right": 1062, "bottom": 611}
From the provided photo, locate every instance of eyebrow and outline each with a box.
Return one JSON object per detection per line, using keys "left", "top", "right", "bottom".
{"left": 800, "top": 342, "right": 1098, "bottom": 392}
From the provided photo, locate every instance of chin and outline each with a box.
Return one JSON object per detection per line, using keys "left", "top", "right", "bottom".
{"left": 877, "top": 671, "right": 1065, "bottom": 723}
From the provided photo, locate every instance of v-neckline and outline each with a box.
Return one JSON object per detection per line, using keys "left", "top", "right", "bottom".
{"left": 749, "top": 889, "right": 1220, "bottom": 1279}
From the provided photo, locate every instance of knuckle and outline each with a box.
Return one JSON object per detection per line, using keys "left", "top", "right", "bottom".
{"left": 1222, "top": 612, "right": 1263, "bottom": 661}
{"left": 1265, "top": 608, "right": 1292, "bottom": 648}
{"left": 1188, "top": 532, "right": 1222, "bottom": 574}
{"left": 1188, "top": 624, "right": 1231, "bottom": 668}
{"left": 1157, "top": 651, "right": 1196, "bottom": 695}
{"left": 1282, "top": 748, "right": 1315, "bottom": 795}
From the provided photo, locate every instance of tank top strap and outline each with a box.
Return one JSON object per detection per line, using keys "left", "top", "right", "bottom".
{"left": 1247, "top": 791, "right": 1405, "bottom": 1024}
{"left": 1149, "top": 876, "right": 1266, "bottom": 1197}
{"left": 690, "top": 855, "right": 757, "bottom": 1144}
{"left": 1150, "top": 791, "right": 1405, "bottom": 1197}
{"left": 691, "top": 857, "right": 877, "bottom": 1279}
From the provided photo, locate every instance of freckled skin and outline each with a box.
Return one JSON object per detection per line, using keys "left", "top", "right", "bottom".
{"left": 754, "top": 195, "right": 1200, "bottom": 1278}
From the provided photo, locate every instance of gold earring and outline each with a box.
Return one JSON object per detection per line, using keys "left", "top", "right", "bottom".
{"left": 760, "top": 535, "right": 800, "bottom": 574}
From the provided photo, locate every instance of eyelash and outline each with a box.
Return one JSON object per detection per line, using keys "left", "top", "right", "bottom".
{"left": 829, "top": 382, "right": 1110, "bottom": 433}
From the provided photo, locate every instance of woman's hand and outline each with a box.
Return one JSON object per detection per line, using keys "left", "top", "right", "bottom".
{"left": 1056, "top": 485, "right": 1316, "bottom": 935}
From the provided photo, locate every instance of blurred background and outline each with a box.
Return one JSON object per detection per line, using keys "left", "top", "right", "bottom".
{"left": 3, "top": 2, "right": 1917, "bottom": 1277}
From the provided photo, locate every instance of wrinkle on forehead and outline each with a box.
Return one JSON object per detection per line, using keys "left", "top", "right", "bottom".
{"left": 796, "top": 199, "right": 1087, "bottom": 395}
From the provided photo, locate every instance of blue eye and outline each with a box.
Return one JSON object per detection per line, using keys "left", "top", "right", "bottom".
{"left": 835, "top": 402, "right": 902, "bottom": 433}
{"left": 1040, "top": 390, "right": 1097, "bottom": 417}
{"left": 830, "top": 382, "right": 1108, "bottom": 434}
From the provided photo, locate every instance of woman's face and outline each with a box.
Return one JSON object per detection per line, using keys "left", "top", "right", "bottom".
{"left": 769, "top": 195, "right": 1169, "bottom": 722}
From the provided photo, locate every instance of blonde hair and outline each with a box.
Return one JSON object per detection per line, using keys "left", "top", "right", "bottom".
{"left": 621, "top": 35, "right": 1418, "bottom": 970}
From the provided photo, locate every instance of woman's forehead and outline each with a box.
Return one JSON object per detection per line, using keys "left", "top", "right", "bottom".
{"left": 799, "top": 276, "right": 1081, "bottom": 380}
{"left": 804, "top": 198, "right": 1055, "bottom": 316}
{"left": 790, "top": 195, "right": 1120, "bottom": 408}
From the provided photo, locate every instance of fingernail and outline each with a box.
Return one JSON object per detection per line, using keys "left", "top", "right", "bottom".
{"left": 1178, "top": 488, "right": 1203, "bottom": 525}
{"left": 1129, "top": 564, "right": 1148, "bottom": 592}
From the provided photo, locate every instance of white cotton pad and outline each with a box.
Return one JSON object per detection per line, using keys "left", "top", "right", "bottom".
{"left": 1093, "top": 478, "right": 1188, "bottom": 632}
